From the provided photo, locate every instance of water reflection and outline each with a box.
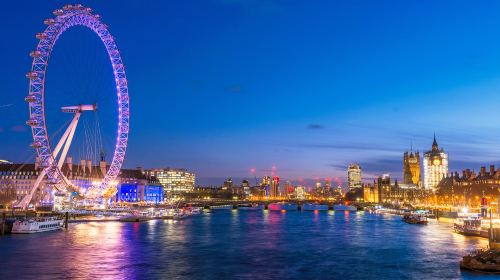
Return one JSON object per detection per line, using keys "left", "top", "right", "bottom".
{"left": 0, "top": 213, "right": 497, "bottom": 279}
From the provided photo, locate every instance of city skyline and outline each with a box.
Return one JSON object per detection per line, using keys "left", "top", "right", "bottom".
{"left": 4, "top": 1, "right": 500, "bottom": 183}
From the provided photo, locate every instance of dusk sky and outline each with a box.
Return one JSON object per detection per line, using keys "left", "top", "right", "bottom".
{"left": 3, "top": 0, "right": 500, "bottom": 186}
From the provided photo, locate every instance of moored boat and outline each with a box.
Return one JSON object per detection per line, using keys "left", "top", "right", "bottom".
{"left": 210, "top": 205, "right": 233, "bottom": 210}
{"left": 402, "top": 213, "right": 428, "bottom": 225}
{"left": 454, "top": 214, "right": 484, "bottom": 237}
{"left": 302, "top": 203, "right": 329, "bottom": 211}
{"left": 268, "top": 202, "right": 298, "bottom": 211}
{"left": 12, "top": 217, "right": 63, "bottom": 234}
{"left": 238, "top": 203, "right": 264, "bottom": 210}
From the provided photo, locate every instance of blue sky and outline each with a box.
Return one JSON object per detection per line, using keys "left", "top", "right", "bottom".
{"left": 3, "top": 0, "right": 500, "bottom": 186}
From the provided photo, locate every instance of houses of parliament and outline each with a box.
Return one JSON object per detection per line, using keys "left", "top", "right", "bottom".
{"left": 403, "top": 149, "right": 421, "bottom": 187}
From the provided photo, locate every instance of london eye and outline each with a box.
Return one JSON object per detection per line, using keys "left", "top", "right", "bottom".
{"left": 20, "top": 4, "right": 130, "bottom": 208}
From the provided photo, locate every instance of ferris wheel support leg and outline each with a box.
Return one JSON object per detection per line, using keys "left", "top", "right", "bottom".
{"left": 52, "top": 112, "right": 81, "bottom": 160}
{"left": 57, "top": 112, "right": 80, "bottom": 170}
{"left": 19, "top": 113, "right": 81, "bottom": 209}
{"left": 18, "top": 168, "right": 47, "bottom": 210}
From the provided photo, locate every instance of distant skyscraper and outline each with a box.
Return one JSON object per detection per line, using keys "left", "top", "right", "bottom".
{"left": 403, "top": 150, "right": 421, "bottom": 186}
{"left": 270, "top": 176, "right": 280, "bottom": 198}
{"left": 261, "top": 176, "right": 271, "bottom": 197}
{"left": 423, "top": 135, "right": 448, "bottom": 191}
{"left": 348, "top": 163, "right": 362, "bottom": 189}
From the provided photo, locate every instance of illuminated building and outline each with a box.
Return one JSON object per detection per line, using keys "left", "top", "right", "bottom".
{"left": 223, "top": 178, "right": 233, "bottom": 190}
{"left": 116, "top": 184, "right": 164, "bottom": 204}
{"left": 372, "top": 174, "right": 427, "bottom": 204}
{"left": 145, "top": 168, "right": 195, "bottom": 193}
{"left": 403, "top": 150, "right": 421, "bottom": 186}
{"left": 436, "top": 165, "right": 500, "bottom": 208}
{"left": 261, "top": 176, "right": 271, "bottom": 197}
{"left": 295, "top": 186, "right": 305, "bottom": 200}
{"left": 348, "top": 163, "right": 362, "bottom": 189}
{"left": 284, "top": 180, "right": 294, "bottom": 198}
{"left": 375, "top": 174, "right": 391, "bottom": 203}
{"left": 363, "top": 184, "right": 379, "bottom": 203}
{"left": 241, "top": 180, "right": 251, "bottom": 198}
{"left": 270, "top": 176, "right": 280, "bottom": 198}
{"left": 0, "top": 158, "right": 150, "bottom": 207}
{"left": 423, "top": 135, "right": 448, "bottom": 191}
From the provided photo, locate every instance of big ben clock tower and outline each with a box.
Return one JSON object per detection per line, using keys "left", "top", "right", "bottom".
{"left": 423, "top": 134, "right": 448, "bottom": 191}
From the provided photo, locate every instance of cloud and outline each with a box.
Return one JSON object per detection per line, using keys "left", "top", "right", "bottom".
{"left": 0, "top": 104, "right": 13, "bottom": 108}
{"left": 307, "top": 124, "right": 325, "bottom": 130}
{"left": 10, "top": 125, "right": 27, "bottom": 132}
{"left": 359, "top": 158, "right": 401, "bottom": 174}
{"left": 301, "top": 142, "right": 401, "bottom": 153}
{"left": 328, "top": 163, "right": 346, "bottom": 170}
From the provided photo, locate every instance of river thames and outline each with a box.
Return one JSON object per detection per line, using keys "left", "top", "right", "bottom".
{"left": 0, "top": 211, "right": 497, "bottom": 279}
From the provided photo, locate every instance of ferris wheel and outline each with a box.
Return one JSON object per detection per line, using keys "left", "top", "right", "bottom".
{"left": 20, "top": 4, "right": 130, "bottom": 208}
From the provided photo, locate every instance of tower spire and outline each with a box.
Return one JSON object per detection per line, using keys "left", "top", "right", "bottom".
{"left": 432, "top": 133, "right": 439, "bottom": 151}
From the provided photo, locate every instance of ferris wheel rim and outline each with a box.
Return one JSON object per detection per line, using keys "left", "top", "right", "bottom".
{"left": 26, "top": 4, "right": 129, "bottom": 197}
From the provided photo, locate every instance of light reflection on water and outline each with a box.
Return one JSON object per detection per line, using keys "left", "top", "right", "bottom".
{"left": 0, "top": 212, "right": 496, "bottom": 280}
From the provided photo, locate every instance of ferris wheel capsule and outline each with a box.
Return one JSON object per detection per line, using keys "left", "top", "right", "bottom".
{"left": 26, "top": 71, "right": 38, "bottom": 79}
{"left": 26, "top": 119, "right": 40, "bottom": 126}
{"left": 25, "top": 95, "right": 38, "bottom": 103}
{"left": 53, "top": 9, "right": 64, "bottom": 16}
{"left": 36, "top": 32, "right": 48, "bottom": 40}
{"left": 30, "top": 50, "right": 41, "bottom": 58}
{"left": 30, "top": 142, "right": 42, "bottom": 149}
{"left": 43, "top": 18, "right": 55, "bottom": 25}
{"left": 62, "top": 4, "right": 73, "bottom": 11}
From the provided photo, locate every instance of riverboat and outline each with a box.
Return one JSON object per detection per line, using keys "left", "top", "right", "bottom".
{"left": 238, "top": 203, "right": 264, "bottom": 210}
{"left": 210, "top": 205, "right": 233, "bottom": 210}
{"left": 402, "top": 213, "right": 428, "bottom": 225}
{"left": 12, "top": 217, "right": 63, "bottom": 234}
{"left": 302, "top": 203, "right": 329, "bottom": 211}
{"left": 454, "top": 214, "right": 485, "bottom": 237}
{"left": 268, "top": 202, "right": 298, "bottom": 211}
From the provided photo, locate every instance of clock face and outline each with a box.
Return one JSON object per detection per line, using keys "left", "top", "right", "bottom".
{"left": 433, "top": 159, "right": 441, "bottom": 165}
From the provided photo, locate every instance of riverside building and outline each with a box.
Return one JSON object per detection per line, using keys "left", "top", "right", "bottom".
{"left": 145, "top": 168, "right": 195, "bottom": 193}
{"left": 0, "top": 158, "right": 157, "bottom": 208}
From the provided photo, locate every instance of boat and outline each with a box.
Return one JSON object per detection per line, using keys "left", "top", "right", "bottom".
{"left": 301, "top": 203, "right": 329, "bottom": 211}
{"left": 402, "top": 213, "right": 428, "bottom": 225}
{"left": 119, "top": 210, "right": 152, "bottom": 222}
{"left": 238, "top": 203, "right": 264, "bottom": 210}
{"left": 210, "top": 205, "right": 233, "bottom": 210}
{"left": 454, "top": 214, "right": 484, "bottom": 237}
{"left": 173, "top": 210, "right": 189, "bottom": 220}
{"left": 119, "top": 215, "right": 150, "bottom": 222}
{"left": 454, "top": 214, "right": 500, "bottom": 238}
{"left": 333, "top": 204, "right": 357, "bottom": 211}
{"left": 189, "top": 207, "right": 203, "bottom": 215}
{"left": 268, "top": 202, "right": 298, "bottom": 211}
{"left": 12, "top": 217, "right": 63, "bottom": 234}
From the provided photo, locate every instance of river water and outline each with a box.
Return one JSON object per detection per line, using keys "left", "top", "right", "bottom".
{"left": 0, "top": 210, "right": 497, "bottom": 279}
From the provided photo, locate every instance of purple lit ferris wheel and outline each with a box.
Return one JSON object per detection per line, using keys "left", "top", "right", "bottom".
{"left": 21, "top": 4, "right": 130, "bottom": 207}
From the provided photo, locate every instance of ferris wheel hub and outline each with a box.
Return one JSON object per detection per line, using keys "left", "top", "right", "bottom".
{"left": 61, "top": 104, "right": 97, "bottom": 113}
